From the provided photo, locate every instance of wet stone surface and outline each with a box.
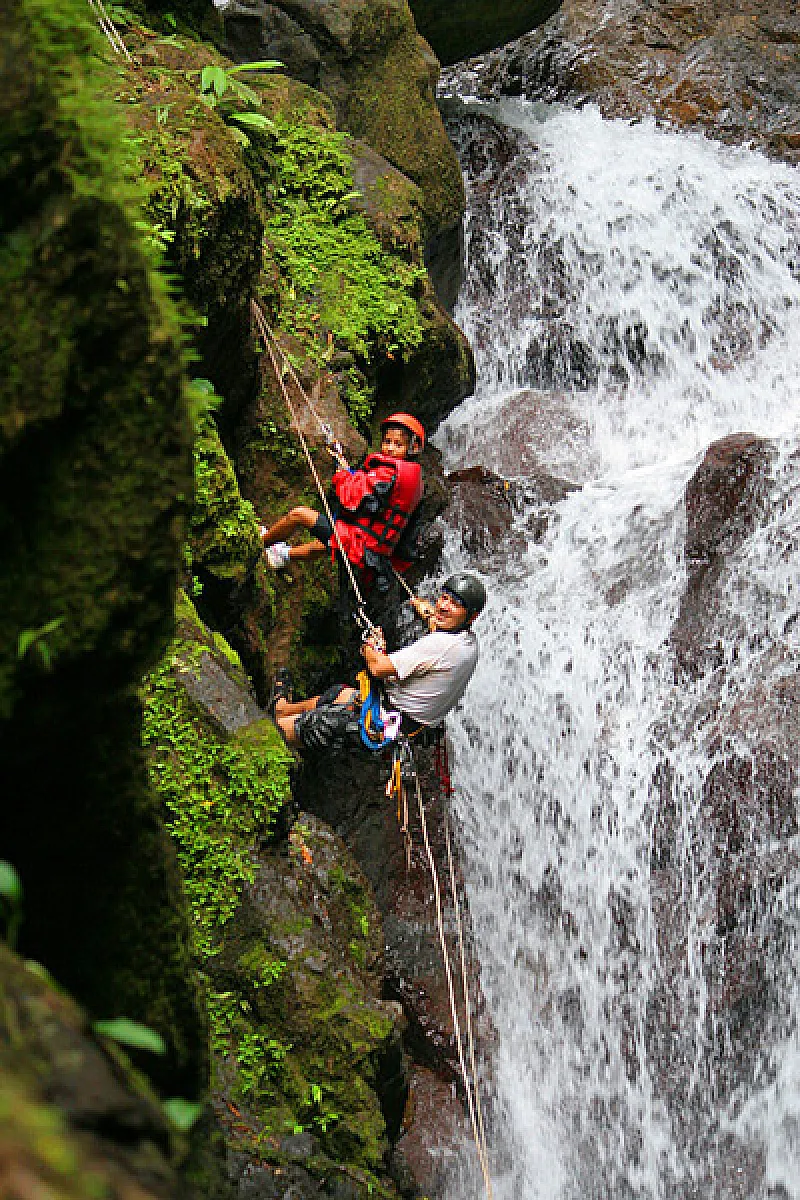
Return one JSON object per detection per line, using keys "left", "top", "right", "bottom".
{"left": 446, "top": 0, "right": 800, "bottom": 166}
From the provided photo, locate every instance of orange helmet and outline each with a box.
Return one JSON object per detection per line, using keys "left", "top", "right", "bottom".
{"left": 380, "top": 412, "right": 426, "bottom": 455}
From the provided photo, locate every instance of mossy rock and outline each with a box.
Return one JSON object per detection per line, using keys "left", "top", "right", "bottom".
{"left": 221, "top": 0, "right": 465, "bottom": 240}
{"left": 208, "top": 815, "right": 405, "bottom": 1197}
{"left": 0, "top": 0, "right": 206, "bottom": 1099}
{"left": 343, "top": 10, "right": 465, "bottom": 241}
{"left": 408, "top": 0, "right": 563, "bottom": 66}
{"left": 189, "top": 411, "right": 276, "bottom": 698}
{"left": 0, "top": 943, "right": 180, "bottom": 1199}
{"left": 121, "top": 30, "right": 270, "bottom": 425}
{"left": 142, "top": 592, "right": 293, "bottom": 962}
{"left": 143, "top": 608, "right": 403, "bottom": 1194}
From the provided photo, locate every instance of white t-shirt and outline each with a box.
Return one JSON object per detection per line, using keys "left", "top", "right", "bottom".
{"left": 385, "top": 630, "right": 479, "bottom": 726}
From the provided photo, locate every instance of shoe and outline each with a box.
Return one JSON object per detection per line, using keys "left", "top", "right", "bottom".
{"left": 269, "top": 668, "right": 294, "bottom": 719}
{"left": 265, "top": 541, "right": 291, "bottom": 569}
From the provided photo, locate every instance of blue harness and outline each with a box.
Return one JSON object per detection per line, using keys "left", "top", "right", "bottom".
{"left": 357, "top": 672, "right": 401, "bottom": 753}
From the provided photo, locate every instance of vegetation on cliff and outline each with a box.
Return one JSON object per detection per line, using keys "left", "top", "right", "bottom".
{"left": 141, "top": 599, "right": 405, "bottom": 1197}
{"left": 0, "top": 0, "right": 206, "bottom": 1099}
{"left": 1, "top": 0, "right": 473, "bottom": 1193}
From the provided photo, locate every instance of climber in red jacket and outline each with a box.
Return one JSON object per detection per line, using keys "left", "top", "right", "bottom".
{"left": 260, "top": 413, "right": 425, "bottom": 584}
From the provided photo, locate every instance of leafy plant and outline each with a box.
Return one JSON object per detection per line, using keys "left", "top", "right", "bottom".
{"left": 305, "top": 1082, "right": 340, "bottom": 1134}
{"left": 163, "top": 1097, "right": 204, "bottom": 1131}
{"left": 0, "top": 861, "right": 22, "bottom": 949}
{"left": 187, "top": 376, "right": 222, "bottom": 429}
{"left": 93, "top": 1016, "right": 166, "bottom": 1054}
{"left": 16, "top": 617, "right": 64, "bottom": 669}
{"left": 193, "top": 60, "right": 281, "bottom": 146}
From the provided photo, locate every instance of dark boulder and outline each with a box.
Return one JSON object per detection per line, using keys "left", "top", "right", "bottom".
{"left": 444, "top": 464, "right": 576, "bottom": 564}
{"left": 408, "top": 0, "right": 562, "bottom": 67}
{"left": 646, "top": 432, "right": 800, "bottom": 1160}
{"left": 671, "top": 433, "right": 775, "bottom": 676}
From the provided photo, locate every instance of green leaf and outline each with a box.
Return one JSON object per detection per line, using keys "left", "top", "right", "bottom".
{"left": 93, "top": 1017, "right": 167, "bottom": 1054}
{"left": 200, "top": 65, "right": 228, "bottom": 99}
{"left": 163, "top": 1097, "right": 204, "bottom": 1131}
{"left": 228, "top": 79, "right": 262, "bottom": 107}
{"left": 228, "top": 60, "right": 283, "bottom": 74}
{"left": 24, "top": 960, "right": 60, "bottom": 990}
{"left": 0, "top": 862, "right": 21, "bottom": 903}
{"left": 229, "top": 112, "right": 274, "bottom": 131}
{"left": 17, "top": 616, "right": 64, "bottom": 660}
{"left": 210, "top": 66, "right": 228, "bottom": 98}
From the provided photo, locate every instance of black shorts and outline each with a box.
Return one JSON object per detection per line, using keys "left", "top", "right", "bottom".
{"left": 311, "top": 513, "right": 334, "bottom": 547}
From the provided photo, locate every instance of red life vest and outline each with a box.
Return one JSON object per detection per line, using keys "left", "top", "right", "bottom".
{"left": 331, "top": 454, "right": 423, "bottom": 570}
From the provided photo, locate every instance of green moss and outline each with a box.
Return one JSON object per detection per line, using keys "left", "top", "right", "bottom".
{"left": 190, "top": 411, "right": 265, "bottom": 586}
{"left": 141, "top": 601, "right": 292, "bottom": 961}
{"left": 249, "top": 115, "right": 426, "bottom": 415}
{"left": 130, "top": 75, "right": 265, "bottom": 319}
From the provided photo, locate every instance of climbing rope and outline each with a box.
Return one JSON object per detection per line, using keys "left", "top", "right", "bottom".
{"left": 88, "top": 0, "right": 132, "bottom": 60}
{"left": 253, "top": 302, "right": 349, "bottom": 469}
{"left": 413, "top": 769, "right": 494, "bottom": 1200}
{"left": 251, "top": 300, "right": 379, "bottom": 641}
{"left": 443, "top": 815, "right": 492, "bottom": 1190}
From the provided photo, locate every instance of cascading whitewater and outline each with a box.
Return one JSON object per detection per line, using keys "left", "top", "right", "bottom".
{"left": 436, "top": 97, "right": 800, "bottom": 1199}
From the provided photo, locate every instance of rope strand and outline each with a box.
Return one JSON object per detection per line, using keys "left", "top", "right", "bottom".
{"left": 87, "top": 0, "right": 132, "bottom": 60}
{"left": 251, "top": 300, "right": 375, "bottom": 628}
{"left": 444, "top": 815, "right": 492, "bottom": 1189}
{"left": 414, "top": 774, "right": 494, "bottom": 1200}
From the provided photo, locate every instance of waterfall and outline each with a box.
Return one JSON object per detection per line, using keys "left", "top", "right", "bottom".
{"left": 437, "top": 97, "right": 800, "bottom": 1199}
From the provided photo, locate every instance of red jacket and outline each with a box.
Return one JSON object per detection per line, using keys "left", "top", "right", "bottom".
{"left": 331, "top": 453, "right": 423, "bottom": 571}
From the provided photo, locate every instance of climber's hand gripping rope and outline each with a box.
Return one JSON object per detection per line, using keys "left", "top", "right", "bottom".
{"left": 318, "top": 421, "right": 350, "bottom": 471}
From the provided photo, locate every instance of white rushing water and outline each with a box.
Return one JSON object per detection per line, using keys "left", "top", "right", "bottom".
{"left": 437, "top": 100, "right": 800, "bottom": 1199}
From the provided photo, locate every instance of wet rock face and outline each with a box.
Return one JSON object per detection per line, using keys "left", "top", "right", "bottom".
{"left": 646, "top": 433, "right": 800, "bottom": 1157}
{"left": 671, "top": 432, "right": 774, "bottom": 674}
{"left": 468, "top": 0, "right": 800, "bottom": 164}
{"left": 215, "top": 814, "right": 408, "bottom": 1194}
{"left": 444, "top": 463, "right": 576, "bottom": 563}
{"left": 649, "top": 659, "right": 800, "bottom": 1142}
{"left": 294, "top": 740, "right": 477, "bottom": 1191}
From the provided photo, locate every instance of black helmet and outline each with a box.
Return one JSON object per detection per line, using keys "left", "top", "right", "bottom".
{"left": 442, "top": 573, "right": 487, "bottom": 619}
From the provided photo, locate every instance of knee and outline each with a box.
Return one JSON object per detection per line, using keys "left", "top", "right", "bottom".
{"left": 289, "top": 506, "right": 319, "bottom": 528}
{"left": 277, "top": 715, "right": 297, "bottom": 746}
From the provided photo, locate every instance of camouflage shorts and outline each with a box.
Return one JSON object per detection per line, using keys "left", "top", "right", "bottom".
{"left": 294, "top": 697, "right": 360, "bottom": 753}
